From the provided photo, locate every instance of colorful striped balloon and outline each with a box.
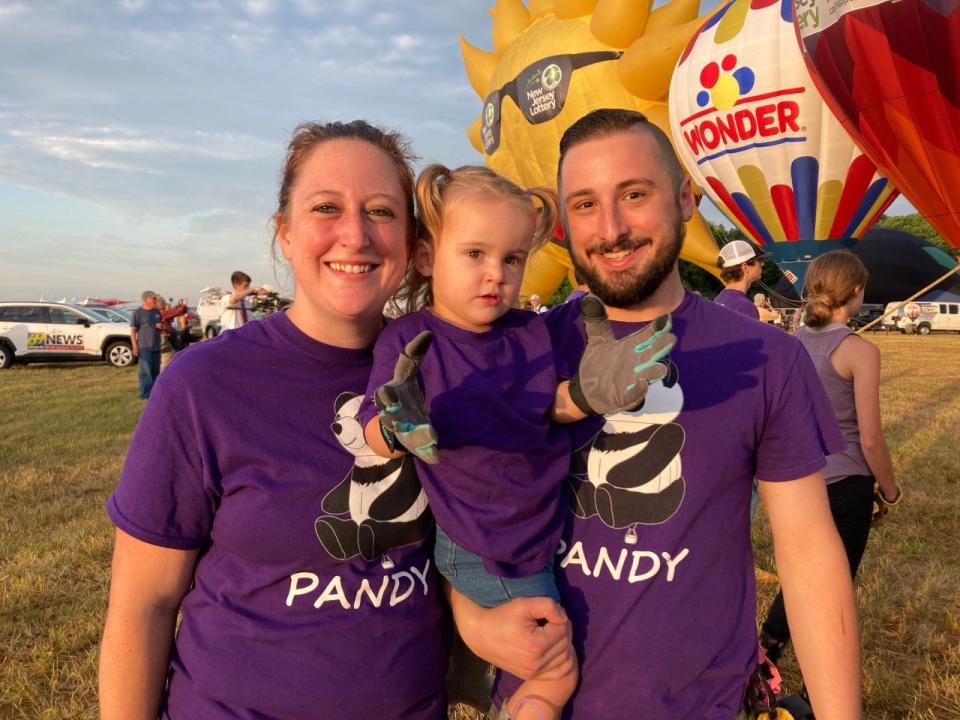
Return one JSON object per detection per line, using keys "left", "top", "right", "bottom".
{"left": 668, "top": 0, "right": 898, "bottom": 288}
{"left": 795, "top": 0, "right": 960, "bottom": 249}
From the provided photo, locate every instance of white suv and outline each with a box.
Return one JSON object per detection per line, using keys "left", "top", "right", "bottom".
{"left": 0, "top": 301, "right": 135, "bottom": 369}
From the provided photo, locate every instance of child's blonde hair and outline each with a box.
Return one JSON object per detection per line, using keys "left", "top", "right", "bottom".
{"left": 398, "top": 164, "right": 559, "bottom": 314}
{"left": 802, "top": 249, "right": 869, "bottom": 329}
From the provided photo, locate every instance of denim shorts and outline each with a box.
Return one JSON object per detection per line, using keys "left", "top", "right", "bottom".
{"left": 434, "top": 526, "right": 560, "bottom": 608}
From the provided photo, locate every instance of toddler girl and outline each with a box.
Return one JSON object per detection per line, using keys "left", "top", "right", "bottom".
{"left": 361, "top": 164, "right": 673, "bottom": 719}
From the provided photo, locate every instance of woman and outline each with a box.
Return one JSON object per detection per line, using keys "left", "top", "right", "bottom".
{"left": 760, "top": 250, "right": 901, "bottom": 664}
{"left": 99, "top": 120, "right": 569, "bottom": 719}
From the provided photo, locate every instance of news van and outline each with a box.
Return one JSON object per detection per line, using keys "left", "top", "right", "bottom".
{"left": 883, "top": 301, "right": 960, "bottom": 334}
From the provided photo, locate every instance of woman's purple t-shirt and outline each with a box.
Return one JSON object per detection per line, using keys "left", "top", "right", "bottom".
{"left": 107, "top": 312, "right": 450, "bottom": 720}
{"left": 495, "top": 292, "right": 844, "bottom": 719}
{"left": 361, "top": 309, "right": 569, "bottom": 578}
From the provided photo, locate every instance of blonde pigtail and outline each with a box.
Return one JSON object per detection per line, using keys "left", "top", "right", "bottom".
{"left": 526, "top": 186, "right": 560, "bottom": 252}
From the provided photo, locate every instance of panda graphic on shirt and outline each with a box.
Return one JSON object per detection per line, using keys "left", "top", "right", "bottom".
{"left": 566, "top": 361, "right": 686, "bottom": 543}
{"left": 315, "top": 392, "right": 433, "bottom": 569}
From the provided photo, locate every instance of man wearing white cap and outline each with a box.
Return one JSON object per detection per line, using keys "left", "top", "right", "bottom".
{"left": 714, "top": 239, "right": 771, "bottom": 320}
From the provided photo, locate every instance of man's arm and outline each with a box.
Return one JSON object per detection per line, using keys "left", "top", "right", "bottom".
{"left": 229, "top": 286, "right": 259, "bottom": 304}
{"left": 760, "top": 472, "right": 861, "bottom": 719}
{"left": 129, "top": 315, "right": 139, "bottom": 357}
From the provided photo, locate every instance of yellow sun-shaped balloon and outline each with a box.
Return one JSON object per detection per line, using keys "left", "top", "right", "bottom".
{"left": 460, "top": 0, "right": 723, "bottom": 299}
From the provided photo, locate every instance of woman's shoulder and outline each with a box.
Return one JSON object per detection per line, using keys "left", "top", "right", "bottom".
{"left": 832, "top": 331, "right": 880, "bottom": 377}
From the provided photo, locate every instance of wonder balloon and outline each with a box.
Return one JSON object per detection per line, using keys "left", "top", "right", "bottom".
{"left": 668, "top": 0, "right": 898, "bottom": 288}
{"left": 460, "top": 0, "right": 725, "bottom": 302}
{"left": 794, "top": 0, "right": 960, "bottom": 248}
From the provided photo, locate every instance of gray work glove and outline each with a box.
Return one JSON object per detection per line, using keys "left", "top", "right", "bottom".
{"left": 568, "top": 294, "right": 676, "bottom": 415}
{"left": 374, "top": 331, "right": 440, "bottom": 464}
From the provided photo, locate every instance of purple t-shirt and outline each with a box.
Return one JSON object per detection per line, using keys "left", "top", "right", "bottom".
{"left": 715, "top": 288, "right": 761, "bottom": 320}
{"left": 495, "top": 292, "right": 844, "bottom": 719}
{"left": 107, "top": 312, "right": 450, "bottom": 720}
{"left": 360, "top": 309, "right": 569, "bottom": 578}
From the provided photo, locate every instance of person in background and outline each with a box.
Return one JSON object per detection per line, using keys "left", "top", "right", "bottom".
{"left": 219, "top": 270, "right": 262, "bottom": 332}
{"left": 754, "top": 293, "right": 782, "bottom": 325}
{"left": 760, "top": 249, "right": 902, "bottom": 668}
{"left": 158, "top": 297, "right": 187, "bottom": 372}
{"left": 99, "top": 119, "right": 569, "bottom": 720}
{"left": 175, "top": 298, "right": 192, "bottom": 349}
{"left": 714, "top": 239, "right": 770, "bottom": 319}
{"left": 528, "top": 293, "right": 549, "bottom": 314}
{"left": 130, "top": 290, "right": 162, "bottom": 400}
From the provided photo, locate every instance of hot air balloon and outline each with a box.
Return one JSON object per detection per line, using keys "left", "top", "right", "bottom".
{"left": 793, "top": 0, "right": 960, "bottom": 250}
{"left": 668, "top": 0, "right": 898, "bottom": 289}
{"left": 459, "top": 0, "right": 726, "bottom": 302}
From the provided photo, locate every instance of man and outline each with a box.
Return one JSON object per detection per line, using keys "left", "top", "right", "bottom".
{"left": 714, "top": 239, "right": 770, "bottom": 319}
{"left": 219, "top": 271, "right": 262, "bottom": 332}
{"left": 130, "top": 291, "right": 162, "bottom": 400}
{"left": 469, "top": 109, "right": 860, "bottom": 719}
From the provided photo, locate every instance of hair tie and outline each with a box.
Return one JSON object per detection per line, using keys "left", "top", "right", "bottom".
{"left": 435, "top": 167, "right": 452, "bottom": 188}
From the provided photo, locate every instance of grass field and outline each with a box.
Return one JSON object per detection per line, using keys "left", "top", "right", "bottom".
{"left": 2, "top": 334, "right": 958, "bottom": 719}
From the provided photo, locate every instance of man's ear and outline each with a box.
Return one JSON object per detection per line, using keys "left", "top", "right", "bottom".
{"left": 413, "top": 238, "right": 435, "bottom": 277}
{"left": 678, "top": 176, "right": 695, "bottom": 222}
{"left": 274, "top": 213, "right": 293, "bottom": 261}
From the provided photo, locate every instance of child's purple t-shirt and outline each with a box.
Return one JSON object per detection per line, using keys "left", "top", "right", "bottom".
{"left": 495, "top": 292, "right": 844, "bottom": 719}
{"left": 360, "top": 309, "right": 569, "bottom": 578}
{"left": 107, "top": 312, "right": 450, "bottom": 720}
{"left": 714, "top": 287, "right": 761, "bottom": 320}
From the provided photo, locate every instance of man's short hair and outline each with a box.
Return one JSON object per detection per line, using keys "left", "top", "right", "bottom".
{"left": 231, "top": 270, "right": 252, "bottom": 287}
{"left": 720, "top": 265, "right": 746, "bottom": 284}
{"left": 557, "top": 108, "right": 685, "bottom": 192}
{"left": 141, "top": 290, "right": 157, "bottom": 301}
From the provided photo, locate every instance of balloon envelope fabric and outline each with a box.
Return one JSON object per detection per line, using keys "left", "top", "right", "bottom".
{"left": 794, "top": 0, "right": 960, "bottom": 248}
{"left": 669, "top": 0, "right": 897, "bottom": 288}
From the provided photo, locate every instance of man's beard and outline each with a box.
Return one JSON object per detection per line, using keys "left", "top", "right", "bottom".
{"left": 569, "top": 217, "right": 685, "bottom": 309}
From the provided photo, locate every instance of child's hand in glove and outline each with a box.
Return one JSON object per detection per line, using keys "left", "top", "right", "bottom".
{"left": 375, "top": 331, "right": 440, "bottom": 464}
{"left": 568, "top": 294, "right": 676, "bottom": 415}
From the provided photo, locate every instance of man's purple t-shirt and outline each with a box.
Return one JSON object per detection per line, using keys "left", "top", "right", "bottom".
{"left": 715, "top": 288, "right": 760, "bottom": 320}
{"left": 360, "top": 309, "right": 568, "bottom": 578}
{"left": 495, "top": 292, "right": 844, "bottom": 719}
{"left": 107, "top": 312, "right": 450, "bottom": 720}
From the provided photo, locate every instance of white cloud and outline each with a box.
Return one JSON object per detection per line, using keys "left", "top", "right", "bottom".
{"left": 391, "top": 33, "right": 422, "bottom": 51}
{"left": 243, "top": 0, "right": 275, "bottom": 17}
{"left": 371, "top": 12, "right": 396, "bottom": 27}
{"left": 0, "top": 2, "right": 28, "bottom": 18}
{"left": 118, "top": 0, "right": 149, "bottom": 12}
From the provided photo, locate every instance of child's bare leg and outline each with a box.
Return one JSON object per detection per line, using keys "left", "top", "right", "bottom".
{"left": 506, "top": 655, "right": 578, "bottom": 720}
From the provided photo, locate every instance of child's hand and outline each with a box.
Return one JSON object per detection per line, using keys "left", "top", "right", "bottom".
{"left": 568, "top": 294, "right": 676, "bottom": 415}
{"left": 375, "top": 331, "right": 440, "bottom": 464}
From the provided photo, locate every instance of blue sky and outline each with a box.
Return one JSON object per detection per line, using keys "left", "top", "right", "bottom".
{"left": 0, "top": 0, "right": 912, "bottom": 302}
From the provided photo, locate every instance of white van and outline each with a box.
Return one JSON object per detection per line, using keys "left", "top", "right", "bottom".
{"left": 884, "top": 301, "right": 960, "bottom": 335}
{"left": 196, "top": 287, "right": 225, "bottom": 338}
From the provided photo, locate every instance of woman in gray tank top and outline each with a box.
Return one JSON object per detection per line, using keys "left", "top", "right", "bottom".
{"left": 760, "top": 250, "right": 902, "bottom": 665}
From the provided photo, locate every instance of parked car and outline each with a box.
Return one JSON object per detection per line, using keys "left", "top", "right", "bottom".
{"left": 0, "top": 301, "right": 135, "bottom": 369}
{"left": 85, "top": 305, "right": 133, "bottom": 324}
{"left": 848, "top": 303, "right": 885, "bottom": 331}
